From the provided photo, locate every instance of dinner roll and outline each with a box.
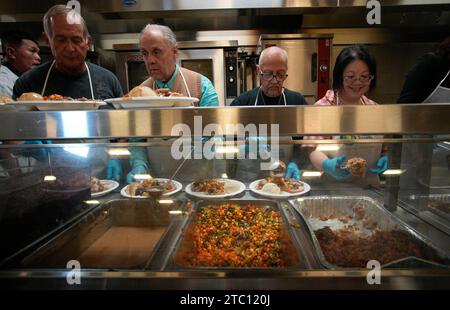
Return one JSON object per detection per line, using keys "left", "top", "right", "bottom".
{"left": 17, "top": 92, "right": 44, "bottom": 101}
{"left": 126, "top": 86, "right": 157, "bottom": 98}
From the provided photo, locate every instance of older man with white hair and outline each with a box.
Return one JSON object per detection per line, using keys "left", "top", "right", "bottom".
{"left": 231, "top": 46, "right": 307, "bottom": 106}
{"left": 139, "top": 24, "right": 218, "bottom": 106}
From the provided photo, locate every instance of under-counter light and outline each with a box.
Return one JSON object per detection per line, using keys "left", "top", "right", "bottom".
{"left": 108, "top": 148, "right": 131, "bottom": 156}
{"left": 215, "top": 146, "right": 239, "bottom": 154}
{"left": 158, "top": 199, "right": 174, "bottom": 204}
{"left": 316, "top": 145, "right": 340, "bottom": 152}
{"left": 85, "top": 200, "right": 100, "bottom": 205}
{"left": 382, "top": 169, "right": 405, "bottom": 175}
{"left": 169, "top": 210, "right": 183, "bottom": 215}
{"left": 302, "top": 171, "right": 323, "bottom": 178}
{"left": 221, "top": 173, "right": 228, "bottom": 179}
{"left": 44, "top": 175, "right": 56, "bottom": 181}
{"left": 133, "top": 174, "right": 152, "bottom": 181}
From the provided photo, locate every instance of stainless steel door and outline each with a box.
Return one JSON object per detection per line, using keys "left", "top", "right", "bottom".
{"left": 178, "top": 49, "right": 225, "bottom": 105}
{"left": 262, "top": 39, "right": 318, "bottom": 104}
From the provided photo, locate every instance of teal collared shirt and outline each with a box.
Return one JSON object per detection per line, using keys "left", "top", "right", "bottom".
{"left": 154, "top": 64, "right": 219, "bottom": 106}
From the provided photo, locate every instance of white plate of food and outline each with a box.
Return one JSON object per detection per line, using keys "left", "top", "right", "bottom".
{"left": 11, "top": 100, "right": 105, "bottom": 111}
{"left": 91, "top": 178, "right": 119, "bottom": 198}
{"left": 249, "top": 177, "right": 311, "bottom": 198}
{"left": 120, "top": 178, "right": 183, "bottom": 198}
{"left": 185, "top": 178, "right": 246, "bottom": 199}
{"left": 105, "top": 96, "right": 198, "bottom": 109}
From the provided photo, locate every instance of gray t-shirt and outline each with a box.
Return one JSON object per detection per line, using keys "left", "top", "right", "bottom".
{"left": 13, "top": 61, "right": 123, "bottom": 100}
{"left": 0, "top": 65, "right": 18, "bottom": 97}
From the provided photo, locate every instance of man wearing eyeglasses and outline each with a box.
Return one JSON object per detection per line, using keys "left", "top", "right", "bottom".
{"left": 231, "top": 46, "right": 308, "bottom": 106}
{"left": 228, "top": 46, "right": 307, "bottom": 182}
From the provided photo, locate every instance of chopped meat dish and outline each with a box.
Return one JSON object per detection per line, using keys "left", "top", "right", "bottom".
{"left": 191, "top": 179, "right": 226, "bottom": 195}
{"left": 346, "top": 157, "right": 367, "bottom": 177}
{"left": 155, "top": 88, "right": 184, "bottom": 97}
{"left": 319, "top": 214, "right": 330, "bottom": 221}
{"left": 315, "top": 227, "right": 442, "bottom": 267}
{"left": 91, "top": 177, "right": 106, "bottom": 193}
{"left": 17, "top": 92, "right": 95, "bottom": 101}
{"left": 127, "top": 178, "right": 176, "bottom": 196}
{"left": 339, "top": 215, "right": 351, "bottom": 224}
{"left": 352, "top": 202, "right": 366, "bottom": 219}
{"left": 182, "top": 203, "right": 287, "bottom": 267}
{"left": 362, "top": 218, "right": 378, "bottom": 230}
{"left": 257, "top": 177, "right": 304, "bottom": 193}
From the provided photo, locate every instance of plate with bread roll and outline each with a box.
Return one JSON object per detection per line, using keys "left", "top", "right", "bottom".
{"left": 105, "top": 86, "right": 199, "bottom": 109}
{"left": 8, "top": 92, "right": 105, "bottom": 111}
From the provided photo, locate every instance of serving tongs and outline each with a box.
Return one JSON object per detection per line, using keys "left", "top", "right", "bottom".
{"left": 269, "top": 160, "right": 287, "bottom": 178}
{"left": 147, "top": 142, "right": 197, "bottom": 199}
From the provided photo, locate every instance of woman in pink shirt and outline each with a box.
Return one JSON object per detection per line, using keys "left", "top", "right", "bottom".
{"left": 307, "top": 45, "right": 387, "bottom": 186}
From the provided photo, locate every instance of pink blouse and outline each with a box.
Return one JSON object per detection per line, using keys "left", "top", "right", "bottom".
{"left": 303, "top": 90, "right": 378, "bottom": 147}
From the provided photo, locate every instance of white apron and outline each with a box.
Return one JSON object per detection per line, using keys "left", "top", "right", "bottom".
{"left": 254, "top": 87, "right": 287, "bottom": 106}
{"left": 41, "top": 60, "right": 95, "bottom": 99}
{"left": 422, "top": 69, "right": 450, "bottom": 103}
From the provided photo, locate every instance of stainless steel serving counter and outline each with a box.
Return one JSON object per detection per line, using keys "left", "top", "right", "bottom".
{"left": 1, "top": 185, "right": 449, "bottom": 290}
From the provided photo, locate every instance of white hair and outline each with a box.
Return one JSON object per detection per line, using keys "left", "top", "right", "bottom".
{"left": 43, "top": 4, "right": 89, "bottom": 41}
{"left": 139, "top": 24, "right": 177, "bottom": 47}
{"left": 259, "top": 46, "right": 288, "bottom": 67}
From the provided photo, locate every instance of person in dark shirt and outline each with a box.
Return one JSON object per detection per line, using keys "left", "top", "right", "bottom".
{"left": 229, "top": 46, "right": 307, "bottom": 181}
{"left": 231, "top": 46, "right": 308, "bottom": 106}
{"left": 13, "top": 4, "right": 122, "bottom": 100}
{"left": 10, "top": 5, "right": 123, "bottom": 182}
{"left": 398, "top": 36, "right": 450, "bottom": 104}
{"left": 0, "top": 31, "right": 41, "bottom": 96}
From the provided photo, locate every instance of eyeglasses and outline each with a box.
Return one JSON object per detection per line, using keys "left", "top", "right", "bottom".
{"left": 259, "top": 71, "right": 288, "bottom": 82}
{"left": 343, "top": 75, "right": 374, "bottom": 84}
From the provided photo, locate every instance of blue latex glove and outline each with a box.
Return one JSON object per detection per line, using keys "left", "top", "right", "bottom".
{"left": 322, "top": 156, "right": 350, "bottom": 180}
{"left": 22, "top": 140, "right": 52, "bottom": 161}
{"left": 106, "top": 158, "right": 122, "bottom": 182}
{"left": 369, "top": 155, "right": 388, "bottom": 174}
{"left": 127, "top": 146, "right": 149, "bottom": 183}
{"left": 126, "top": 164, "right": 148, "bottom": 183}
{"left": 285, "top": 162, "right": 301, "bottom": 180}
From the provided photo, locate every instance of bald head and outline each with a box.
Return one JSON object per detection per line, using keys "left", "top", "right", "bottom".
{"left": 259, "top": 46, "right": 288, "bottom": 68}
{"left": 258, "top": 46, "right": 289, "bottom": 98}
